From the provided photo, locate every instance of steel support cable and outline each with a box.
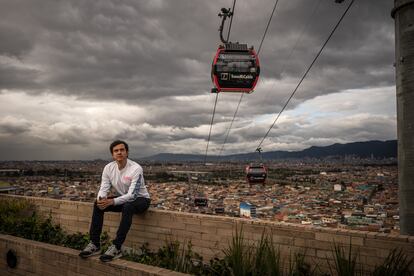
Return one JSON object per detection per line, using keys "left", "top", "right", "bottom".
{"left": 204, "top": 0, "right": 237, "bottom": 163}
{"left": 256, "top": 0, "right": 355, "bottom": 150}
{"left": 217, "top": 93, "right": 245, "bottom": 159}
{"left": 215, "top": 0, "right": 281, "bottom": 160}
{"left": 262, "top": 0, "right": 322, "bottom": 103}
{"left": 204, "top": 92, "right": 219, "bottom": 164}
{"left": 226, "top": 0, "right": 237, "bottom": 42}
{"left": 257, "top": 0, "right": 280, "bottom": 55}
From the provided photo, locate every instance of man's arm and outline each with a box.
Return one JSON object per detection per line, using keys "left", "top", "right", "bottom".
{"left": 97, "top": 166, "right": 111, "bottom": 201}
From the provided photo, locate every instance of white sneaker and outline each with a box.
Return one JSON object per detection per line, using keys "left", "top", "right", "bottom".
{"left": 99, "top": 244, "right": 122, "bottom": 262}
{"left": 79, "top": 242, "right": 100, "bottom": 258}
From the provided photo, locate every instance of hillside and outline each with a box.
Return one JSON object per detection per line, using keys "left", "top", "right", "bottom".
{"left": 140, "top": 140, "right": 397, "bottom": 162}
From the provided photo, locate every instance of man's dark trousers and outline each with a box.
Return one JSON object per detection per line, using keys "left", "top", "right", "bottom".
{"left": 89, "top": 197, "right": 150, "bottom": 249}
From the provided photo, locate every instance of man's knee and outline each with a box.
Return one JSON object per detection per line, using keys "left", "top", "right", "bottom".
{"left": 135, "top": 198, "right": 150, "bottom": 213}
{"left": 122, "top": 202, "right": 135, "bottom": 214}
{"left": 123, "top": 198, "right": 150, "bottom": 214}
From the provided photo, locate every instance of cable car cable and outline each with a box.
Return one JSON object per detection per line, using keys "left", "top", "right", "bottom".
{"left": 217, "top": 93, "right": 244, "bottom": 160}
{"left": 215, "top": 0, "right": 281, "bottom": 159}
{"left": 226, "top": 0, "right": 237, "bottom": 42}
{"left": 256, "top": 0, "right": 355, "bottom": 151}
{"left": 262, "top": 0, "right": 322, "bottom": 104}
{"left": 204, "top": 92, "right": 219, "bottom": 164}
{"left": 257, "top": 0, "right": 280, "bottom": 55}
{"left": 205, "top": 0, "right": 238, "bottom": 163}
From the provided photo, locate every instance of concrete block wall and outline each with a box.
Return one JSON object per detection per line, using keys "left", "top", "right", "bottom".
{"left": 1, "top": 194, "right": 414, "bottom": 273}
{"left": 0, "top": 234, "right": 186, "bottom": 276}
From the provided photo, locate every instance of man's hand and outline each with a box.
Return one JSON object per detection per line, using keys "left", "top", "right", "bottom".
{"left": 97, "top": 198, "right": 114, "bottom": 210}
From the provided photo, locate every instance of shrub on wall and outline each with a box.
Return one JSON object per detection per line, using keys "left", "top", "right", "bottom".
{"left": 0, "top": 198, "right": 108, "bottom": 250}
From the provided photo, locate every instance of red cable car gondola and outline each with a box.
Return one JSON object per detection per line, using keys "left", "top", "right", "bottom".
{"left": 245, "top": 163, "right": 267, "bottom": 184}
{"left": 211, "top": 43, "right": 260, "bottom": 93}
{"left": 211, "top": 8, "right": 260, "bottom": 93}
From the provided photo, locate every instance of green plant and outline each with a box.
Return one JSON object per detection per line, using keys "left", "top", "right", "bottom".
{"left": 99, "top": 231, "right": 112, "bottom": 253}
{"left": 0, "top": 198, "right": 110, "bottom": 251}
{"left": 63, "top": 232, "right": 90, "bottom": 250}
{"left": 220, "top": 226, "right": 285, "bottom": 276}
{"left": 37, "top": 217, "right": 66, "bottom": 244}
{"left": 372, "top": 248, "right": 413, "bottom": 276}
{"left": 206, "top": 257, "right": 230, "bottom": 275}
{"left": 253, "top": 229, "right": 270, "bottom": 276}
{"left": 223, "top": 225, "right": 254, "bottom": 276}
{"left": 156, "top": 239, "right": 204, "bottom": 274}
{"left": 329, "top": 242, "right": 363, "bottom": 276}
{"left": 264, "top": 231, "right": 283, "bottom": 276}
{"left": 124, "top": 239, "right": 204, "bottom": 274}
{"left": 288, "top": 251, "right": 318, "bottom": 276}
{"left": 124, "top": 242, "right": 158, "bottom": 265}
{"left": 0, "top": 198, "right": 34, "bottom": 233}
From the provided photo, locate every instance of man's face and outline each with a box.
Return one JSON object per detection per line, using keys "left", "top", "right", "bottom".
{"left": 112, "top": 143, "right": 128, "bottom": 162}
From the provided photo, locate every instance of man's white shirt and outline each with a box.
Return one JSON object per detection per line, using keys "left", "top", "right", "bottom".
{"left": 97, "top": 159, "right": 150, "bottom": 205}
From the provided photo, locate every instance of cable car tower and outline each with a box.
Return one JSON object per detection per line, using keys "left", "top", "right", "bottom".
{"left": 211, "top": 8, "right": 260, "bottom": 94}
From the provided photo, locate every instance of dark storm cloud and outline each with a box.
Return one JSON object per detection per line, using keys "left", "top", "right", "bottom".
{"left": 0, "top": 117, "right": 31, "bottom": 136}
{"left": 0, "top": 0, "right": 219, "bottom": 101}
{"left": 0, "top": 0, "right": 394, "bottom": 104}
{"left": 0, "top": 25, "right": 33, "bottom": 58}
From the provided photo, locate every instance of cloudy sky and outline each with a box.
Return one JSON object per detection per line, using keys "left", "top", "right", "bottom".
{"left": 0, "top": 0, "right": 396, "bottom": 160}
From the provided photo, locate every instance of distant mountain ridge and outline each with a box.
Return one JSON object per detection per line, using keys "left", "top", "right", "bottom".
{"left": 140, "top": 140, "right": 397, "bottom": 162}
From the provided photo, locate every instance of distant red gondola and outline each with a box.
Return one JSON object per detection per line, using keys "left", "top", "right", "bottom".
{"left": 211, "top": 43, "right": 260, "bottom": 93}
{"left": 245, "top": 163, "right": 267, "bottom": 184}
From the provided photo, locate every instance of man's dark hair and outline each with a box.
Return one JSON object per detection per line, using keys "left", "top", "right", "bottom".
{"left": 110, "top": 140, "right": 129, "bottom": 153}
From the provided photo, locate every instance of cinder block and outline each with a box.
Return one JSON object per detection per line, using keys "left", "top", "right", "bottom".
{"left": 317, "top": 249, "right": 334, "bottom": 260}
{"left": 365, "top": 238, "right": 411, "bottom": 250}
{"left": 173, "top": 215, "right": 202, "bottom": 226}
{"left": 185, "top": 223, "right": 217, "bottom": 234}
{"left": 191, "top": 238, "right": 221, "bottom": 249}
{"left": 269, "top": 235, "right": 294, "bottom": 245}
{"left": 315, "top": 232, "right": 351, "bottom": 245}
{"left": 365, "top": 255, "right": 384, "bottom": 267}
{"left": 106, "top": 213, "right": 121, "bottom": 221}
{"left": 270, "top": 228, "right": 293, "bottom": 238}
{"left": 201, "top": 233, "right": 224, "bottom": 243}
{"left": 76, "top": 221, "right": 91, "bottom": 230}
{"left": 59, "top": 218, "right": 80, "bottom": 228}
{"left": 144, "top": 225, "right": 172, "bottom": 235}
{"left": 59, "top": 214, "right": 79, "bottom": 221}
{"left": 351, "top": 236, "right": 364, "bottom": 246}
{"left": 306, "top": 239, "right": 333, "bottom": 251}
{"left": 138, "top": 217, "right": 158, "bottom": 227}
{"left": 201, "top": 219, "right": 232, "bottom": 229}
{"left": 41, "top": 199, "right": 61, "bottom": 209}
{"left": 129, "top": 229, "right": 158, "bottom": 240}
{"left": 171, "top": 229, "right": 202, "bottom": 240}
{"left": 157, "top": 219, "right": 186, "bottom": 230}
{"left": 103, "top": 219, "right": 122, "bottom": 227}
{"left": 301, "top": 248, "right": 317, "bottom": 257}
{"left": 359, "top": 246, "right": 380, "bottom": 257}
{"left": 294, "top": 237, "right": 306, "bottom": 247}
{"left": 77, "top": 208, "right": 93, "bottom": 217}
{"left": 216, "top": 227, "right": 235, "bottom": 237}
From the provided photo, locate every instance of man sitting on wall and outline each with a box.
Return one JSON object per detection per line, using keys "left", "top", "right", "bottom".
{"left": 79, "top": 140, "right": 151, "bottom": 262}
